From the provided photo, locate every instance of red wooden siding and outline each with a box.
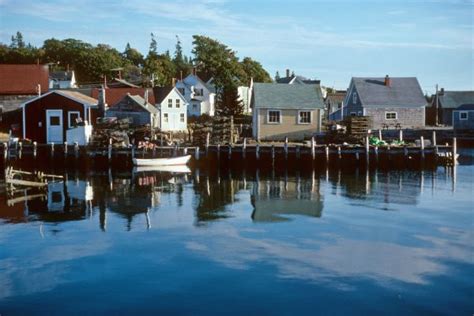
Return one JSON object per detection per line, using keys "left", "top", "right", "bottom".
{"left": 24, "top": 93, "right": 86, "bottom": 143}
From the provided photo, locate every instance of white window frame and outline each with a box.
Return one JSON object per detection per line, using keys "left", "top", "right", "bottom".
{"left": 352, "top": 92, "right": 358, "bottom": 104}
{"left": 385, "top": 111, "right": 397, "bottom": 120}
{"left": 176, "top": 99, "right": 180, "bottom": 108}
{"left": 68, "top": 111, "right": 80, "bottom": 128}
{"left": 459, "top": 111, "right": 468, "bottom": 120}
{"left": 163, "top": 113, "right": 169, "bottom": 123}
{"left": 168, "top": 99, "right": 172, "bottom": 108}
{"left": 298, "top": 110, "right": 312, "bottom": 124}
{"left": 180, "top": 113, "right": 185, "bottom": 123}
{"left": 267, "top": 110, "right": 281, "bottom": 124}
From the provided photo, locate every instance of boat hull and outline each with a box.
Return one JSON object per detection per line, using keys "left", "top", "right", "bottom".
{"left": 132, "top": 155, "right": 191, "bottom": 166}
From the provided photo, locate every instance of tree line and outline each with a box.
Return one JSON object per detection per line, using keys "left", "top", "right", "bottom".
{"left": 0, "top": 32, "right": 272, "bottom": 115}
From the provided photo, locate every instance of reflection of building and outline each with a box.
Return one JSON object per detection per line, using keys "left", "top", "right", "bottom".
{"left": 251, "top": 176, "right": 323, "bottom": 222}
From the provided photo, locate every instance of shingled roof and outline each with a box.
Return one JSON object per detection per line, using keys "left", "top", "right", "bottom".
{"left": 115, "top": 94, "right": 158, "bottom": 114}
{"left": 353, "top": 77, "right": 426, "bottom": 108}
{"left": 91, "top": 88, "right": 155, "bottom": 106}
{"left": 438, "top": 91, "right": 474, "bottom": 109}
{"left": 0, "top": 64, "right": 49, "bottom": 95}
{"left": 253, "top": 83, "right": 325, "bottom": 110}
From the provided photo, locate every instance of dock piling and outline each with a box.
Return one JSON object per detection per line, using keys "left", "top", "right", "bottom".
{"left": 420, "top": 136, "right": 425, "bottom": 159}
{"left": 452, "top": 137, "right": 457, "bottom": 165}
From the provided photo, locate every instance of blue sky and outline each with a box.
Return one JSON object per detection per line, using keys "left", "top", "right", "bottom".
{"left": 0, "top": 0, "right": 472, "bottom": 92}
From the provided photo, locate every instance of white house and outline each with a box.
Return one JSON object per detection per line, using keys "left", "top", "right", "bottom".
{"left": 175, "top": 73, "right": 215, "bottom": 117}
{"left": 49, "top": 70, "right": 78, "bottom": 89}
{"left": 153, "top": 86, "right": 188, "bottom": 132}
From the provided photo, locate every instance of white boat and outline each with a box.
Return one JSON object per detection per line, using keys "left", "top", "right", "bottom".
{"left": 132, "top": 155, "right": 191, "bottom": 167}
{"left": 133, "top": 165, "right": 191, "bottom": 174}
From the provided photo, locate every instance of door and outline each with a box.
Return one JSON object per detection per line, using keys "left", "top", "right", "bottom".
{"left": 46, "top": 110, "right": 63, "bottom": 143}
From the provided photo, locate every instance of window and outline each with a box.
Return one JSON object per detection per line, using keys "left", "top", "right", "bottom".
{"left": 168, "top": 99, "right": 172, "bottom": 108}
{"left": 178, "top": 88, "right": 185, "bottom": 95}
{"left": 176, "top": 99, "right": 180, "bottom": 108}
{"left": 352, "top": 92, "right": 358, "bottom": 104}
{"left": 164, "top": 113, "right": 169, "bottom": 122}
{"left": 460, "top": 111, "right": 468, "bottom": 120}
{"left": 180, "top": 113, "right": 185, "bottom": 122}
{"left": 298, "top": 111, "right": 311, "bottom": 124}
{"left": 68, "top": 111, "right": 80, "bottom": 128}
{"left": 50, "top": 116, "right": 60, "bottom": 126}
{"left": 268, "top": 110, "right": 281, "bottom": 124}
{"left": 350, "top": 112, "right": 357, "bottom": 117}
{"left": 385, "top": 112, "right": 397, "bottom": 120}
{"left": 194, "top": 88, "right": 204, "bottom": 96}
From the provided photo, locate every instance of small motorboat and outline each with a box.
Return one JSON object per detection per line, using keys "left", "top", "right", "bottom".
{"left": 133, "top": 165, "right": 191, "bottom": 174}
{"left": 132, "top": 155, "right": 191, "bottom": 167}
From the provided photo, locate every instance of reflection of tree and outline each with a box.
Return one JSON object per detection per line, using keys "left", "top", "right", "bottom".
{"left": 193, "top": 177, "right": 236, "bottom": 224}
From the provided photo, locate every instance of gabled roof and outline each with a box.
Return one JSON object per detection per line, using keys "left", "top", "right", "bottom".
{"left": 153, "top": 86, "right": 186, "bottom": 104}
{"left": 455, "top": 103, "right": 474, "bottom": 111}
{"left": 0, "top": 64, "right": 49, "bottom": 95}
{"left": 352, "top": 77, "right": 426, "bottom": 108}
{"left": 50, "top": 71, "right": 74, "bottom": 81}
{"left": 107, "top": 78, "right": 140, "bottom": 88}
{"left": 22, "top": 90, "right": 98, "bottom": 108}
{"left": 91, "top": 88, "right": 155, "bottom": 106}
{"left": 253, "top": 83, "right": 325, "bottom": 110}
{"left": 438, "top": 91, "right": 474, "bottom": 109}
{"left": 276, "top": 75, "right": 320, "bottom": 85}
{"left": 115, "top": 94, "right": 158, "bottom": 114}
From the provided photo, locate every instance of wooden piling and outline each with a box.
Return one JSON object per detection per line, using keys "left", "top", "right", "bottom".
{"left": 420, "top": 136, "right": 425, "bottom": 159}
{"left": 452, "top": 137, "right": 457, "bottom": 165}
{"left": 195, "top": 147, "right": 200, "bottom": 160}
{"left": 50, "top": 143, "right": 54, "bottom": 156}
{"left": 399, "top": 129, "right": 403, "bottom": 142}
{"left": 432, "top": 130, "right": 437, "bottom": 146}
{"left": 365, "top": 136, "right": 370, "bottom": 164}
{"left": 325, "top": 145, "right": 329, "bottom": 162}
{"left": 205, "top": 132, "right": 210, "bottom": 154}
{"left": 243, "top": 137, "right": 247, "bottom": 158}
{"left": 311, "top": 137, "right": 315, "bottom": 160}
{"left": 296, "top": 145, "right": 301, "bottom": 159}
{"left": 337, "top": 146, "right": 342, "bottom": 159}
{"left": 378, "top": 129, "right": 382, "bottom": 141}
{"left": 228, "top": 144, "right": 232, "bottom": 159}
{"left": 271, "top": 145, "right": 275, "bottom": 163}
{"left": 284, "top": 137, "right": 288, "bottom": 159}
{"left": 108, "top": 138, "right": 113, "bottom": 161}
{"left": 256, "top": 144, "right": 260, "bottom": 160}
{"left": 217, "top": 144, "right": 221, "bottom": 159}
{"left": 33, "top": 141, "right": 37, "bottom": 158}
{"left": 74, "top": 142, "right": 79, "bottom": 158}
{"left": 64, "top": 142, "right": 68, "bottom": 156}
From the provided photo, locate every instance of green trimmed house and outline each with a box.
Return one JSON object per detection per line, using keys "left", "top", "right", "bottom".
{"left": 251, "top": 83, "right": 325, "bottom": 141}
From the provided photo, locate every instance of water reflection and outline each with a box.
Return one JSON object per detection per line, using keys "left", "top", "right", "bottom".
{"left": 0, "top": 166, "right": 460, "bottom": 228}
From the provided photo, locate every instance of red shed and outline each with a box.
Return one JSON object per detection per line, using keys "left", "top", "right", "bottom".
{"left": 22, "top": 90, "right": 98, "bottom": 144}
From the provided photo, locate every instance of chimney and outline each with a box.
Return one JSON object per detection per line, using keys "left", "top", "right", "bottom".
{"left": 36, "top": 84, "right": 41, "bottom": 97}
{"left": 180, "top": 71, "right": 183, "bottom": 81}
{"left": 440, "top": 88, "right": 445, "bottom": 95}
{"left": 384, "top": 75, "right": 391, "bottom": 87}
{"left": 192, "top": 67, "right": 197, "bottom": 76}
{"left": 98, "top": 85, "right": 107, "bottom": 116}
{"left": 286, "top": 69, "right": 290, "bottom": 78}
{"left": 144, "top": 89, "right": 149, "bottom": 105}
{"left": 172, "top": 78, "right": 176, "bottom": 86}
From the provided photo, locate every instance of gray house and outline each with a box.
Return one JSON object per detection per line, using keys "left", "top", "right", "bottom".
{"left": 426, "top": 90, "right": 474, "bottom": 126}
{"left": 106, "top": 93, "right": 159, "bottom": 127}
{"left": 340, "top": 76, "right": 427, "bottom": 129}
{"left": 252, "top": 83, "right": 325, "bottom": 141}
{"left": 453, "top": 104, "right": 474, "bottom": 131}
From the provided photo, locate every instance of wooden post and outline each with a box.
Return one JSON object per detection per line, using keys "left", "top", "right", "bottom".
{"left": 432, "top": 130, "right": 437, "bottom": 147}
{"left": 4, "top": 142, "right": 9, "bottom": 161}
{"left": 18, "top": 141, "right": 22, "bottom": 158}
{"left": 452, "top": 137, "right": 457, "bottom": 165}
{"left": 378, "top": 129, "right": 382, "bottom": 141}
{"left": 230, "top": 115, "right": 234, "bottom": 145}
{"left": 271, "top": 145, "right": 275, "bottom": 163}
{"left": 325, "top": 145, "right": 329, "bottom": 162}
{"left": 174, "top": 144, "right": 178, "bottom": 157}
{"left": 374, "top": 146, "right": 379, "bottom": 160}
{"left": 399, "top": 129, "right": 403, "bottom": 142}
{"left": 296, "top": 145, "right": 301, "bottom": 159}
{"left": 256, "top": 144, "right": 260, "bottom": 160}
{"left": 420, "top": 136, "right": 425, "bottom": 159}
{"left": 195, "top": 147, "right": 200, "bottom": 160}
{"left": 228, "top": 144, "right": 232, "bottom": 159}
{"left": 205, "top": 132, "right": 210, "bottom": 154}
{"left": 74, "top": 142, "right": 79, "bottom": 158}
{"left": 337, "top": 146, "right": 342, "bottom": 159}
{"left": 311, "top": 137, "right": 315, "bottom": 160}
{"left": 50, "top": 143, "right": 54, "bottom": 156}
{"left": 33, "top": 141, "right": 37, "bottom": 158}
{"left": 284, "top": 137, "right": 288, "bottom": 159}
{"left": 217, "top": 143, "right": 221, "bottom": 159}
{"left": 183, "top": 147, "right": 188, "bottom": 156}
{"left": 365, "top": 136, "right": 370, "bottom": 164}
{"left": 108, "top": 138, "right": 113, "bottom": 161}
{"left": 64, "top": 142, "right": 68, "bottom": 156}
{"left": 131, "top": 145, "right": 135, "bottom": 158}
{"left": 243, "top": 137, "right": 247, "bottom": 158}
{"left": 355, "top": 148, "right": 360, "bottom": 160}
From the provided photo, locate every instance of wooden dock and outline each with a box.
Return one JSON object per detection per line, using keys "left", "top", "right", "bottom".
{"left": 0, "top": 135, "right": 458, "bottom": 167}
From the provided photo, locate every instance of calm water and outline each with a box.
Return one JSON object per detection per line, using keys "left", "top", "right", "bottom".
{"left": 0, "top": 157, "right": 473, "bottom": 315}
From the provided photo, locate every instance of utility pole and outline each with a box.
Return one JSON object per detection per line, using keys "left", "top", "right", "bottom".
{"left": 435, "top": 84, "right": 439, "bottom": 126}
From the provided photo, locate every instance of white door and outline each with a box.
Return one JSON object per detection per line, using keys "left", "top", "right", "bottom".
{"left": 46, "top": 110, "right": 63, "bottom": 143}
